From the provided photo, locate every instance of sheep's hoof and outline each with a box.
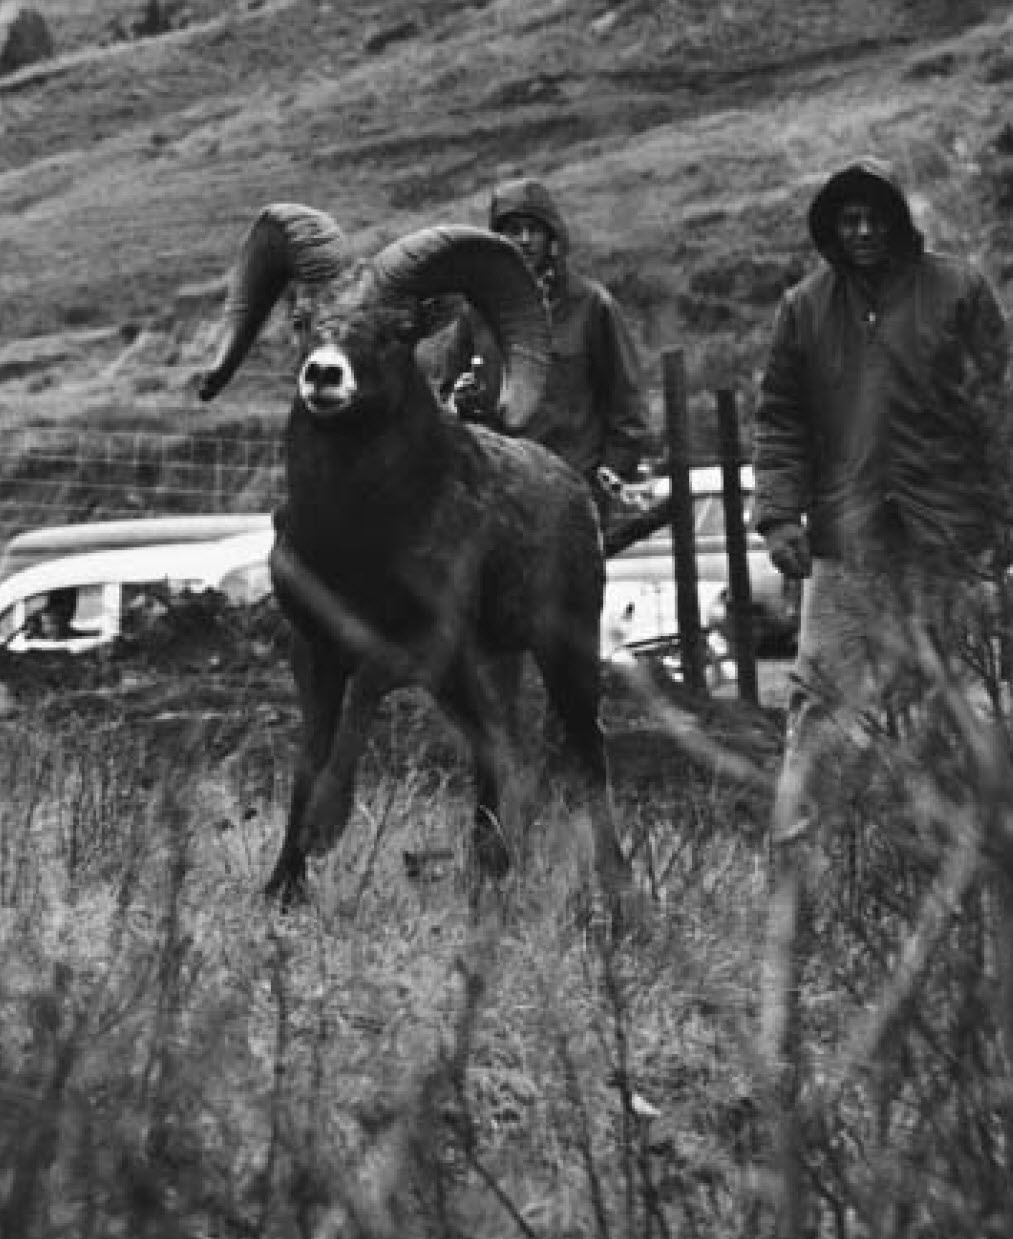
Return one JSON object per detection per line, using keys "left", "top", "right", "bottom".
{"left": 473, "top": 807, "right": 511, "bottom": 882}
{"left": 595, "top": 847, "right": 653, "bottom": 939}
{"left": 264, "top": 860, "right": 309, "bottom": 911}
{"left": 597, "top": 841, "right": 634, "bottom": 898}
{"left": 301, "top": 774, "right": 351, "bottom": 857}
{"left": 572, "top": 876, "right": 651, "bottom": 945}
{"left": 605, "top": 884, "right": 654, "bottom": 943}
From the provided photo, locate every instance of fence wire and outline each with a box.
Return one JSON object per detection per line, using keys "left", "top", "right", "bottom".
{"left": 0, "top": 427, "right": 286, "bottom": 545}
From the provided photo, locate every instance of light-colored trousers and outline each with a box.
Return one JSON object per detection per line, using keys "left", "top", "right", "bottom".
{"left": 771, "top": 554, "right": 987, "bottom": 845}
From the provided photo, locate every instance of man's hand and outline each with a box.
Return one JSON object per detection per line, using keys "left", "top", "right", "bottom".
{"left": 764, "top": 521, "right": 812, "bottom": 579}
{"left": 594, "top": 465, "right": 625, "bottom": 500}
{"left": 449, "top": 358, "right": 488, "bottom": 421}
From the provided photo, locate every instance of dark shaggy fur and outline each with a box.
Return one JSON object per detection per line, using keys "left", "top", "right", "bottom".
{"left": 264, "top": 306, "right": 625, "bottom": 905}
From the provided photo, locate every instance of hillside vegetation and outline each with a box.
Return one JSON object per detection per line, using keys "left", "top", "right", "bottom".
{"left": 0, "top": 0, "right": 1010, "bottom": 446}
{"left": 3, "top": 7, "right": 1013, "bottom": 1236}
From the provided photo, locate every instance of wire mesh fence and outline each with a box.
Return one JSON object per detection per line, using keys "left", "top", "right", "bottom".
{"left": 0, "top": 427, "right": 286, "bottom": 546}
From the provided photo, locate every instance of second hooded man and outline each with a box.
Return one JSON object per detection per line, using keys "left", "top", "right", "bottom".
{"left": 435, "top": 177, "right": 651, "bottom": 520}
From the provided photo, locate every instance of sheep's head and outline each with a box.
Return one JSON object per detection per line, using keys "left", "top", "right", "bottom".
{"left": 291, "top": 278, "right": 424, "bottom": 423}
{"left": 198, "top": 205, "right": 550, "bottom": 429}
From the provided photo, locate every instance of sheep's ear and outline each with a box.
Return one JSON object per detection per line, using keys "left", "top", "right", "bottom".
{"left": 284, "top": 286, "right": 311, "bottom": 355}
{"left": 199, "top": 204, "right": 348, "bottom": 401}
{"left": 396, "top": 301, "right": 430, "bottom": 344}
{"left": 417, "top": 294, "right": 464, "bottom": 338}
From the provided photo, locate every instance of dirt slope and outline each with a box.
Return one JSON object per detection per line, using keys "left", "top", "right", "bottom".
{"left": 0, "top": 0, "right": 1010, "bottom": 443}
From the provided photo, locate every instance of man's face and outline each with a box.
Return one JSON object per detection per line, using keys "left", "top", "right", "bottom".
{"left": 835, "top": 197, "right": 891, "bottom": 271}
{"left": 497, "top": 213, "right": 553, "bottom": 273}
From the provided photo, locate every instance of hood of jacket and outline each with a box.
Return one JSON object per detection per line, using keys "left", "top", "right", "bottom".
{"left": 807, "top": 159, "right": 924, "bottom": 266}
{"left": 488, "top": 177, "right": 570, "bottom": 257}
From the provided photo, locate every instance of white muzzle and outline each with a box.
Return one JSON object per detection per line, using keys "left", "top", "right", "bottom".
{"left": 298, "top": 343, "right": 357, "bottom": 414}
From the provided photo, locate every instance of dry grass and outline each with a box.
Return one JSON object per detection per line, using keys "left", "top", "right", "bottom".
{"left": 2, "top": 590, "right": 1012, "bottom": 1235}
{"left": 2, "top": 3, "right": 1013, "bottom": 1234}
{"left": 0, "top": 638, "right": 779, "bottom": 1237}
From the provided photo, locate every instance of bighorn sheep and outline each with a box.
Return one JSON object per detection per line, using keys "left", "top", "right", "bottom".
{"left": 199, "top": 203, "right": 628, "bottom": 906}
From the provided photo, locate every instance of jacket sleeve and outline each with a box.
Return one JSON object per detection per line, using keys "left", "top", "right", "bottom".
{"left": 591, "top": 286, "right": 651, "bottom": 478}
{"left": 434, "top": 308, "right": 508, "bottom": 426}
{"left": 753, "top": 292, "right": 812, "bottom": 534}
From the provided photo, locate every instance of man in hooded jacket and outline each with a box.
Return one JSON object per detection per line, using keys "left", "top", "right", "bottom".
{"left": 754, "top": 160, "right": 1009, "bottom": 1214}
{"left": 755, "top": 158, "right": 1008, "bottom": 847}
{"left": 435, "top": 177, "right": 651, "bottom": 518}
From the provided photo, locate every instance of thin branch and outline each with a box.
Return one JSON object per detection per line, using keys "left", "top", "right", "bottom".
{"left": 555, "top": 1031, "right": 612, "bottom": 1239}
{"left": 818, "top": 807, "right": 982, "bottom": 1107}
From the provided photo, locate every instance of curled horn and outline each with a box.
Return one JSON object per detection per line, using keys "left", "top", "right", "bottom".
{"left": 370, "top": 226, "right": 550, "bottom": 430}
{"left": 199, "top": 203, "right": 348, "bottom": 402}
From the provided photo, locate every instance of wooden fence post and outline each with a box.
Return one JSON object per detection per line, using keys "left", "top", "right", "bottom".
{"left": 716, "top": 388, "right": 759, "bottom": 705}
{"left": 662, "top": 349, "right": 708, "bottom": 695}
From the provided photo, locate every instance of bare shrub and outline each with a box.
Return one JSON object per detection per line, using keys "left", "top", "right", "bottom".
{"left": 762, "top": 576, "right": 1013, "bottom": 1237}
{"left": 2, "top": 557, "right": 1013, "bottom": 1235}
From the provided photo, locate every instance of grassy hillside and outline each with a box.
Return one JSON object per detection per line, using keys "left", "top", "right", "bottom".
{"left": 3, "top": 9, "right": 1013, "bottom": 1235}
{"left": 0, "top": 0, "right": 1010, "bottom": 446}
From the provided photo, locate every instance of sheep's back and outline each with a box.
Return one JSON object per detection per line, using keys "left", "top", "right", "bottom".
{"left": 436, "top": 425, "right": 605, "bottom": 653}
{"left": 277, "top": 413, "right": 603, "bottom": 662}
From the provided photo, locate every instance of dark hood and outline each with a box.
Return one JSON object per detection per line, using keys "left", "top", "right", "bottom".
{"left": 808, "top": 159, "right": 924, "bottom": 266}
{"left": 488, "top": 178, "right": 570, "bottom": 257}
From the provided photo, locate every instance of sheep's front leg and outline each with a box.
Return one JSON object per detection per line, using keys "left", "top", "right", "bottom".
{"left": 439, "top": 650, "right": 512, "bottom": 885}
{"left": 483, "top": 651, "right": 524, "bottom": 746}
{"left": 265, "top": 631, "right": 348, "bottom": 906}
{"left": 298, "top": 663, "right": 390, "bottom": 858}
{"left": 536, "top": 644, "right": 631, "bottom": 897}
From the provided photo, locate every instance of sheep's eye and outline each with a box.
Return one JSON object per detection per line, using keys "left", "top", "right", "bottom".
{"left": 292, "top": 308, "right": 312, "bottom": 349}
